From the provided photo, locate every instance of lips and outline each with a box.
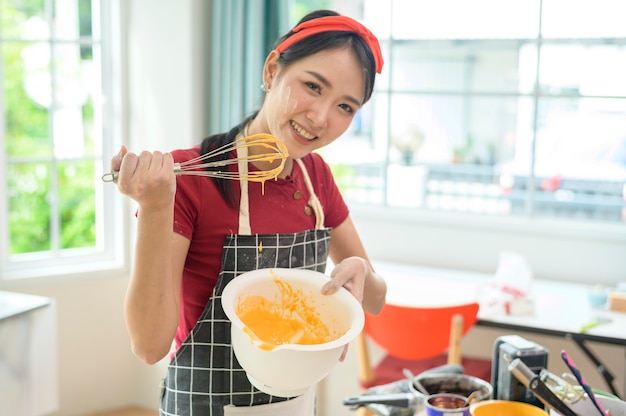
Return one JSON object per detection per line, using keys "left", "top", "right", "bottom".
{"left": 290, "top": 120, "right": 317, "bottom": 141}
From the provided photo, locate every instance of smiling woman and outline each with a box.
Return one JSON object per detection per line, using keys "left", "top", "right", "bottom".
{"left": 108, "top": 8, "right": 387, "bottom": 416}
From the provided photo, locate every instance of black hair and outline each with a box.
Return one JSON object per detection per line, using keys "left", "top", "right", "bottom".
{"left": 198, "top": 113, "right": 256, "bottom": 208}
{"left": 200, "top": 10, "right": 378, "bottom": 208}
{"left": 273, "top": 9, "right": 377, "bottom": 104}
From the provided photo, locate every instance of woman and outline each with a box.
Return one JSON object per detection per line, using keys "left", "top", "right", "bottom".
{"left": 111, "top": 9, "right": 387, "bottom": 415}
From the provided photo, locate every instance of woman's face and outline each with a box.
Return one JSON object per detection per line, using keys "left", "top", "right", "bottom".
{"left": 256, "top": 47, "right": 366, "bottom": 160}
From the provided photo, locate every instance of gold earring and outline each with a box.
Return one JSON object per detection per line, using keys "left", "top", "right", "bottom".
{"left": 260, "top": 82, "right": 270, "bottom": 93}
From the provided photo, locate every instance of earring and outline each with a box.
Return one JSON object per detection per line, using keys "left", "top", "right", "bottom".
{"left": 260, "top": 82, "right": 270, "bottom": 93}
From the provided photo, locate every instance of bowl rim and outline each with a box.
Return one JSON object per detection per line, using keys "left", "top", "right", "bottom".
{"left": 470, "top": 399, "right": 549, "bottom": 413}
{"left": 222, "top": 267, "right": 365, "bottom": 351}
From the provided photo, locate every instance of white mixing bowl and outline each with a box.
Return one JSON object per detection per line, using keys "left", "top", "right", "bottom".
{"left": 221, "top": 267, "right": 365, "bottom": 398}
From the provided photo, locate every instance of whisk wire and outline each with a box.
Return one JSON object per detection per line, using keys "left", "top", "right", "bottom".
{"left": 103, "top": 133, "right": 288, "bottom": 183}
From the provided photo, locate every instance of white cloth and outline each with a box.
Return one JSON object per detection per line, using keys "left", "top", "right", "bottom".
{"left": 223, "top": 387, "right": 316, "bottom": 415}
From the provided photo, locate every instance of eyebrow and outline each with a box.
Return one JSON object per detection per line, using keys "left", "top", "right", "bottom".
{"left": 305, "top": 70, "right": 363, "bottom": 108}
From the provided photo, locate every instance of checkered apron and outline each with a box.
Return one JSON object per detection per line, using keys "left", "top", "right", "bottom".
{"left": 160, "top": 149, "right": 330, "bottom": 415}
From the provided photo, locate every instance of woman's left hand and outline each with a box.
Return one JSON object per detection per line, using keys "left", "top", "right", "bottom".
{"left": 324, "top": 257, "right": 370, "bottom": 362}
{"left": 323, "top": 256, "right": 369, "bottom": 303}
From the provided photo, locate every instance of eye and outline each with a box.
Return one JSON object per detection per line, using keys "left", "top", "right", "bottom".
{"left": 339, "top": 103, "right": 355, "bottom": 114}
{"left": 305, "top": 81, "right": 321, "bottom": 93}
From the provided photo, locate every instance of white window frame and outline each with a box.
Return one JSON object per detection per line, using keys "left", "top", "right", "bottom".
{"left": 0, "top": 0, "right": 127, "bottom": 282}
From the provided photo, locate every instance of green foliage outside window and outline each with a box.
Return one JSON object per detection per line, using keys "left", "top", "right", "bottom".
{"left": 3, "top": 1, "right": 98, "bottom": 255}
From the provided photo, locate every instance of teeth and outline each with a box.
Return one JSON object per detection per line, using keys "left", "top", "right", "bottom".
{"left": 291, "top": 121, "right": 316, "bottom": 140}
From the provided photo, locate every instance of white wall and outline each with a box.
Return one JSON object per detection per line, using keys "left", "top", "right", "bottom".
{"left": 125, "top": 1, "right": 201, "bottom": 153}
{"left": 352, "top": 207, "right": 626, "bottom": 285}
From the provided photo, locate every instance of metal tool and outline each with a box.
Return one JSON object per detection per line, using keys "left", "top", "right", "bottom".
{"left": 342, "top": 364, "right": 466, "bottom": 413}
{"left": 342, "top": 392, "right": 420, "bottom": 410}
{"left": 102, "top": 133, "right": 288, "bottom": 183}
{"left": 508, "top": 357, "right": 578, "bottom": 416}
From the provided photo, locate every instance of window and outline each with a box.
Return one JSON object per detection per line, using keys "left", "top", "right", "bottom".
{"left": 294, "top": 0, "right": 626, "bottom": 224}
{"left": 1, "top": 0, "right": 122, "bottom": 279}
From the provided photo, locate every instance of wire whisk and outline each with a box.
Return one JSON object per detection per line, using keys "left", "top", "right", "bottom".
{"left": 102, "top": 133, "right": 288, "bottom": 184}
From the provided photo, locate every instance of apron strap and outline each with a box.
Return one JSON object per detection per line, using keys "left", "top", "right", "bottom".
{"left": 237, "top": 133, "right": 325, "bottom": 234}
{"left": 237, "top": 141, "right": 252, "bottom": 235}
{"left": 295, "top": 158, "right": 325, "bottom": 230}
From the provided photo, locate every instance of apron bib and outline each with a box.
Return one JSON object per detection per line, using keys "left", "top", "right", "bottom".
{"left": 160, "top": 142, "right": 330, "bottom": 416}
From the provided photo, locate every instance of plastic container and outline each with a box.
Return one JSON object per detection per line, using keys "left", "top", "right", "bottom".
{"left": 221, "top": 268, "right": 364, "bottom": 397}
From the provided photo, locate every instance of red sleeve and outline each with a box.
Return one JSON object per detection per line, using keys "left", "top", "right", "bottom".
{"left": 170, "top": 147, "right": 203, "bottom": 240}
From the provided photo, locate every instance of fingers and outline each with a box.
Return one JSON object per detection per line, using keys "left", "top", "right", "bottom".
{"left": 146, "top": 151, "right": 174, "bottom": 181}
{"left": 115, "top": 150, "right": 172, "bottom": 184}
{"left": 323, "top": 257, "right": 367, "bottom": 303}
{"left": 110, "top": 145, "right": 128, "bottom": 172}
{"left": 110, "top": 148, "right": 176, "bottom": 206}
{"left": 118, "top": 151, "right": 139, "bottom": 183}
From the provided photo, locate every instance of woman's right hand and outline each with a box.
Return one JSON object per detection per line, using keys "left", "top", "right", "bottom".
{"left": 111, "top": 146, "right": 176, "bottom": 209}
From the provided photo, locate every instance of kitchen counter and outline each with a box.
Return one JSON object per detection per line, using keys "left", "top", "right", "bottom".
{"left": 0, "top": 290, "right": 51, "bottom": 321}
{"left": 0, "top": 290, "right": 58, "bottom": 415}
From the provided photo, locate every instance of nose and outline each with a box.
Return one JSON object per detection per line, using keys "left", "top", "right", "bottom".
{"left": 306, "top": 102, "right": 330, "bottom": 129}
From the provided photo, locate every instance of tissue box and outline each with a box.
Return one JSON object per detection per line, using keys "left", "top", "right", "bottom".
{"left": 504, "top": 296, "right": 536, "bottom": 316}
{"left": 608, "top": 291, "right": 626, "bottom": 313}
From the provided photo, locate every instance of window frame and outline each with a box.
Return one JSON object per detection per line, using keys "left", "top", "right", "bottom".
{"left": 319, "top": 0, "right": 626, "bottom": 230}
{"left": 0, "top": 0, "right": 127, "bottom": 282}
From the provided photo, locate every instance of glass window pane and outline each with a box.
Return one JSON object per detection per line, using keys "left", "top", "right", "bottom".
{"left": 0, "top": 0, "right": 47, "bottom": 38}
{"left": 422, "top": 164, "right": 512, "bottom": 215}
{"left": 52, "top": 0, "right": 98, "bottom": 40}
{"left": 388, "top": 94, "right": 462, "bottom": 165}
{"left": 391, "top": 40, "right": 527, "bottom": 93}
{"left": 322, "top": 96, "right": 387, "bottom": 205}
{"left": 539, "top": 44, "right": 626, "bottom": 97}
{"left": 2, "top": 41, "right": 52, "bottom": 158}
{"left": 386, "top": 95, "right": 523, "bottom": 166}
{"left": 509, "top": 97, "right": 626, "bottom": 222}
{"left": 390, "top": 0, "right": 540, "bottom": 40}
{"left": 534, "top": 97, "right": 626, "bottom": 180}
{"left": 8, "top": 162, "right": 51, "bottom": 254}
{"left": 329, "top": 158, "right": 386, "bottom": 205}
{"left": 542, "top": 0, "right": 626, "bottom": 38}
{"left": 52, "top": 43, "right": 95, "bottom": 158}
{"left": 386, "top": 95, "right": 529, "bottom": 213}
{"left": 58, "top": 160, "right": 96, "bottom": 249}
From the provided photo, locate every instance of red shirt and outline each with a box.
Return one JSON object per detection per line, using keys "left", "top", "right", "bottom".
{"left": 170, "top": 146, "right": 349, "bottom": 349}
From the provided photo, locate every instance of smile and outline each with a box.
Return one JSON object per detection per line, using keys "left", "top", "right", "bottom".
{"left": 291, "top": 121, "right": 317, "bottom": 141}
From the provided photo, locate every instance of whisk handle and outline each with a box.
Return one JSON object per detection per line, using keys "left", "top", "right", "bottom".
{"left": 102, "top": 163, "right": 182, "bottom": 183}
{"left": 102, "top": 171, "right": 119, "bottom": 183}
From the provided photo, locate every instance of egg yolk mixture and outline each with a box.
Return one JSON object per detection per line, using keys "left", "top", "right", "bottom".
{"left": 236, "top": 276, "right": 341, "bottom": 351}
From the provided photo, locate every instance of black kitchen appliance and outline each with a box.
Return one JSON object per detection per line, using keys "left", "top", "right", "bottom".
{"left": 491, "top": 335, "right": 549, "bottom": 407}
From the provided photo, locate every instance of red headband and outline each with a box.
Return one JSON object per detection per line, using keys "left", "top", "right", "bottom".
{"left": 275, "top": 15, "right": 384, "bottom": 74}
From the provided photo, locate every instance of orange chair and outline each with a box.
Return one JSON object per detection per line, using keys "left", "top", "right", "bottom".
{"left": 356, "top": 301, "right": 492, "bottom": 389}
